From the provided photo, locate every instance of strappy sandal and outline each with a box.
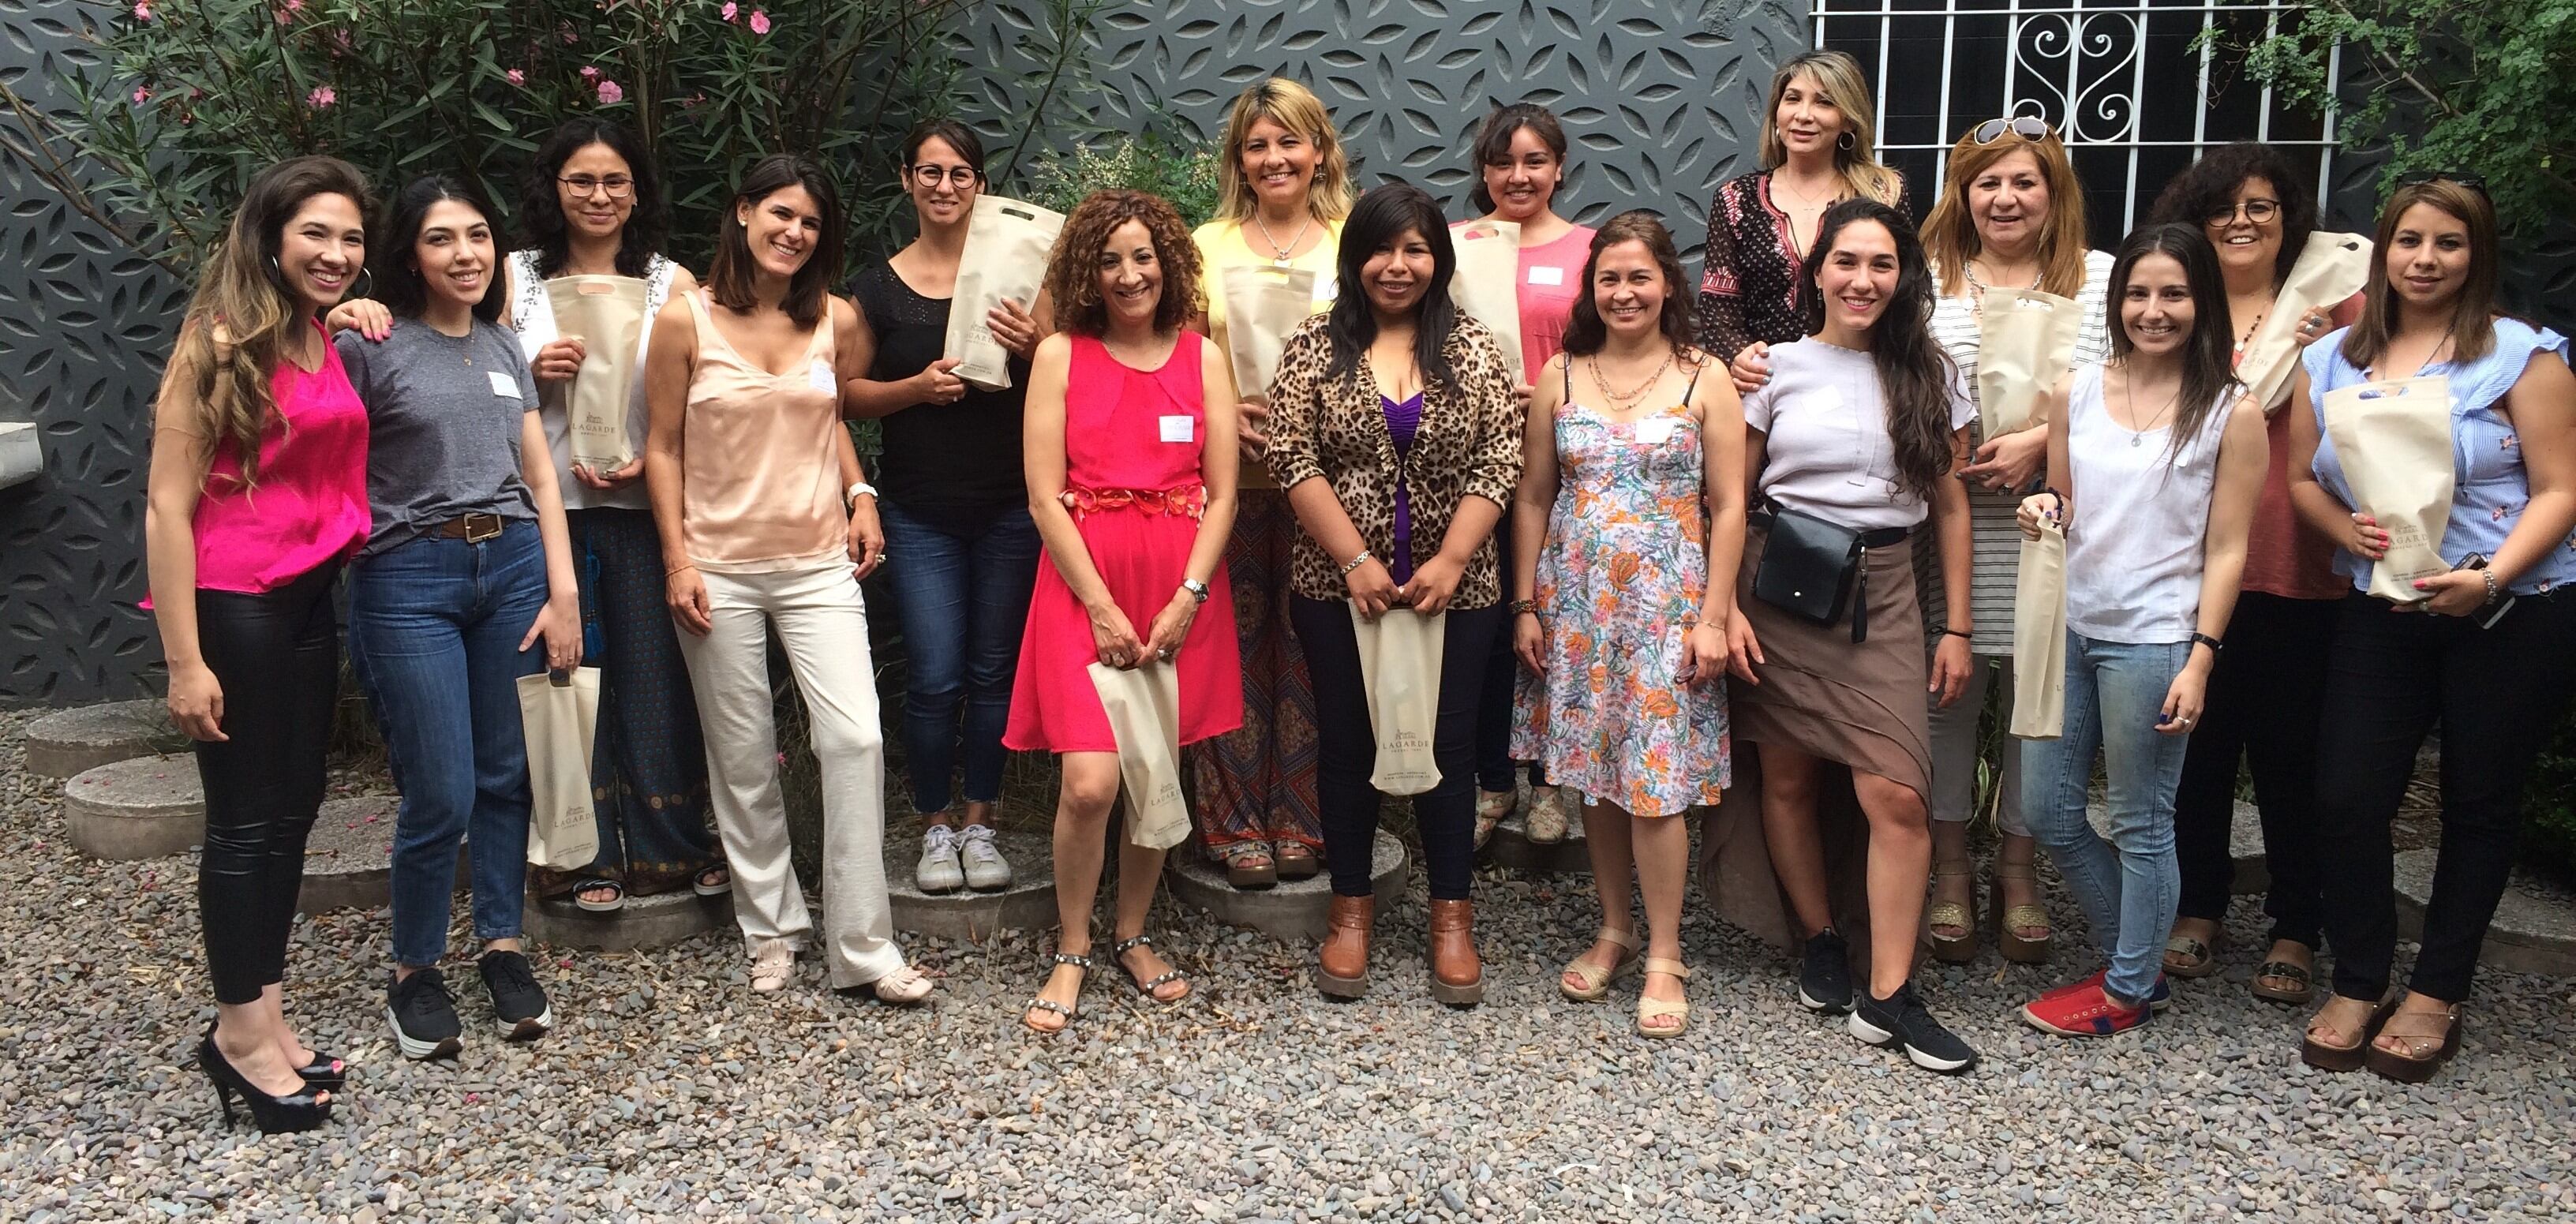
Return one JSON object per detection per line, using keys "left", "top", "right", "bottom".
{"left": 1991, "top": 862, "right": 2053, "bottom": 964}
{"left": 692, "top": 864, "right": 732, "bottom": 896}
{"left": 1559, "top": 926, "right": 1641, "bottom": 1002}
{"left": 2250, "top": 953, "right": 2316, "bottom": 1005}
{"left": 1926, "top": 861, "right": 1978, "bottom": 964}
{"left": 1219, "top": 840, "right": 1279, "bottom": 890}
{"left": 572, "top": 878, "right": 625, "bottom": 913}
{"left": 1635, "top": 958, "right": 1691, "bottom": 1039}
{"left": 869, "top": 964, "right": 936, "bottom": 1006}
{"left": 1022, "top": 952, "right": 1094, "bottom": 1034}
{"left": 2162, "top": 924, "right": 2222, "bottom": 979}
{"left": 1473, "top": 788, "right": 1515, "bottom": 849}
{"left": 1524, "top": 785, "right": 1570, "bottom": 844}
{"left": 2365, "top": 999, "right": 2463, "bottom": 1084}
{"left": 1272, "top": 840, "right": 1320, "bottom": 882}
{"left": 2301, "top": 994, "right": 2398, "bottom": 1072}
{"left": 749, "top": 940, "right": 796, "bottom": 994}
{"left": 1112, "top": 934, "right": 1191, "bottom": 1004}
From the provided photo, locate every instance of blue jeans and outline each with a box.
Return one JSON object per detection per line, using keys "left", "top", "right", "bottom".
{"left": 2020, "top": 631, "right": 2190, "bottom": 1005}
{"left": 350, "top": 520, "right": 549, "bottom": 968}
{"left": 877, "top": 500, "right": 1041, "bottom": 815}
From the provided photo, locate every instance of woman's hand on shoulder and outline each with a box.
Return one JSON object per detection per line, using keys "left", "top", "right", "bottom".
{"left": 1728, "top": 341, "right": 1772, "bottom": 395}
{"left": 326, "top": 298, "right": 392, "bottom": 342}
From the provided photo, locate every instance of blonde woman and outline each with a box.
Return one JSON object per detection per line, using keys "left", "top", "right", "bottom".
{"left": 1186, "top": 77, "right": 1354, "bottom": 889}
{"left": 1698, "top": 49, "right": 1907, "bottom": 378}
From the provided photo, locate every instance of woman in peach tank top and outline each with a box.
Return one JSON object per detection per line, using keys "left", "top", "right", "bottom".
{"left": 643, "top": 155, "right": 931, "bottom": 1005}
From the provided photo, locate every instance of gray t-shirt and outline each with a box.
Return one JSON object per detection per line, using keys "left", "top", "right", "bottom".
{"left": 336, "top": 318, "right": 540, "bottom": 556}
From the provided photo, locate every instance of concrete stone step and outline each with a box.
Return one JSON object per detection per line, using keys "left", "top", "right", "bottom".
{"left": 2394, "top": 849, "right": 2576, "bottom": 976}
{"left": 1485, "top": 807, "right": 1589, "bottom": 874}
{"left": 27, "top": 700, "right": 185, "bottom": 780}
{"left": 64, "top": 754, "right": 204, "bottom": 860}
{"left": 297, "top": 795, "right": 473, "bottom": 912}
{"left": 889, "top": 825, "right": 1058, "bottom": 941}
{"left": 526, "top": 887, "right": 733, "bottom": 953}
{"left": 1166, "top": 829, "right": 1406, "bottom": 944}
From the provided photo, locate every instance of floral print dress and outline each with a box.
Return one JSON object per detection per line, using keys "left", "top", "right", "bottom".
{"left": 1513, "top": 390, "right": 1731, "bottom": 818}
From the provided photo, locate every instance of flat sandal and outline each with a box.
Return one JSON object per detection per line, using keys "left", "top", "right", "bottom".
{"left": 1559, "top": 926, "right": 1641, "bottom": 1002}
{"left": 1112, "top": 934, "right": 1191, "bottom": 1004}
{"left": 1022, "top": 953, "right": 1094, "bottom": 1034}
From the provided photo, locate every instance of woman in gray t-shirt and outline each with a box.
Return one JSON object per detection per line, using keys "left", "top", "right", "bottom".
{"left": 336, "top": 175, "right": 581, "bottom": 1063}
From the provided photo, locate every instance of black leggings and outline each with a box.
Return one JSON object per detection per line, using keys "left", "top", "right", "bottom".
{"left": 2314, "top": 588, "right": 2576, "bottom": 1002}
{"left": 2171, "top": 591, "right": 2337, "bottom": 947}
{"left": 1291, "top": 596, "right": 1503, "bottom": 900}
{"left": 194, "top": 563, "right": 341, "bottom": 1005}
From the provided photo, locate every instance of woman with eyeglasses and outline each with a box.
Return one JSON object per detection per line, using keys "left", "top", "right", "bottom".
{"left": 1696, "top": 50, "right": 1907, "bottom": 379}
{"left": 2145, "top": 142, "right": 2363, "bottom": 1001}
{"left": 1458, "top": 101, "right": 1598, "bottom": 848}
{"left": 2286, "top": 174, "right": 2575, "bottom": 1082}
{"left": 504, "top": 118, "right": 727, "bottom": 915}
{"left": 841, "top": 120, "right": 1048, "bottom": 897}
{"left": 1907, "top": 116, "right": 2113, "bottom": 968}
{"left": 1188, "top": 78, "right": 1355, "bottom": 890}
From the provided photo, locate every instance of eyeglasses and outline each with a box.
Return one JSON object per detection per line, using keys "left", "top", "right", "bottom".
{"left": 2203, "top": 198, "right": 2281, "bottom": 227}
{"left": 1970, "top": 116, "right": 2052, "bottom": 145}
{"left": 908, "top": 164, "right": 980, "bottom": 187}
{"left": 2398, "top": 170, "right": 2489, "bottom": 197}
{"left": 558, "top": 174, "right": 635, "bottom": 200}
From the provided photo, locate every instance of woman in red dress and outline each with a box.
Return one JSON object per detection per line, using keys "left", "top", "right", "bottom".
{"left": 1005, "top": 189, "right": 1244, "bottom": 1031}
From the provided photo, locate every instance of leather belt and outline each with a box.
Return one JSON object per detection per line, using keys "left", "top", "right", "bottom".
{"left": 432, "top": 512, "right": 508, "bottom": 543}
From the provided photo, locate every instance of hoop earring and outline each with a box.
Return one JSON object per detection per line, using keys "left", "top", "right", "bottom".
{"left": 350, "top": 268, "right": 374, "bottom": 301}
{"left": 1837, "top": 131, "right": 1856, "bottom": 152}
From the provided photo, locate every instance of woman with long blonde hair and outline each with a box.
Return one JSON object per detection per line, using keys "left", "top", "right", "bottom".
{"left": 1695, "top": 50, "right": 1906, "bottom": 379}
{"left": 1185, "top": 77, "right": 1353, "bottom": 889}
{"left": 144, "top": 155, "right": 373, "bottom": 1132}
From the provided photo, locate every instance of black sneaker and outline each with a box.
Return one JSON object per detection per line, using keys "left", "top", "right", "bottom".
{"left": 1798, "top": 930, "right": 1853, "bottom": 1014}
{"left": 1850, "top": 979, "right": 1979, "bottom": 1075}
{"left": 387, "top": 968, "right": 464, "bottom": 1061}
{"left": 477, "top": 950, "right": 554, "bottom": 1041}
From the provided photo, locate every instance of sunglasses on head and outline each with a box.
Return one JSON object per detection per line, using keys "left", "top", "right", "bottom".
{"left": 1971, "top": 116, "right": 2052, "bottom": 145}
{"left": 2397, "top": 170, "right": 2488, "bottom": 197}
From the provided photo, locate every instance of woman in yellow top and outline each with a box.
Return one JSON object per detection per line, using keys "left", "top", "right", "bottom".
{"left": 1186, "top": 77, "right": 1354, "bottom": 889}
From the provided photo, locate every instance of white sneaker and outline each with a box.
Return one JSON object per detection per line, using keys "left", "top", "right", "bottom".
{"left": 915, "top": 825, "right": 964, "bottom": 893}
{"left": 958, "top": 824, "right": 1013, "bottom": 892}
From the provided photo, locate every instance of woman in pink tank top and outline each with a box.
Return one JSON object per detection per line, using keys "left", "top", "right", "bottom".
{"left": 642, "top": 155, "right": 934, "bottom": 1006}
{"left": 142, "top": 156, "right": 373, "bottom": 1135}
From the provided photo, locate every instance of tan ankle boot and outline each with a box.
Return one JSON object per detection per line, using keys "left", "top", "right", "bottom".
{"left": 1426, "top": 898, "right": 1485, "bottom": 1006}
{"left": 1316, "top": 893, "right": 1373, "bottom": 998}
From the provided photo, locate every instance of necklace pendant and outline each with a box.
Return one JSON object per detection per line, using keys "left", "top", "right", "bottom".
{"left": 2130, "top": 432, "right": 2143, "bottom": 447}
{"left": 1273, "top": 256, "right": 1292, "bottom": 268}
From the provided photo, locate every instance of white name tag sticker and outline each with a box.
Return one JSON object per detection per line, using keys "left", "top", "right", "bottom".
{"left": 1526, "top": 265, "right": 1565, "bottom": 287}
{"left": 808, "top": 360, "right": 838, "bottom": 396}
{"left": 1633, "top": 417, "right": 1677, "bottom": 445}
{"left": 487, "top": 370, "right": 521, "bottom": 399}
{"left": 1159, "top": 414, "right": 1196, "bottom": 444}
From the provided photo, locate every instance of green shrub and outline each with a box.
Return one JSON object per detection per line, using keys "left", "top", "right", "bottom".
{"left": 1022, "top": 131, "right": 1220, "bottom": 228}
{"left": 2523, "top": 712, "right": 2576, "bottom": 881}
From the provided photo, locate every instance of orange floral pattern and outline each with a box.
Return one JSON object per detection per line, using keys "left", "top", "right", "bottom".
{"left": 1512, "top": 401, "right": 1730, "bottom": 818}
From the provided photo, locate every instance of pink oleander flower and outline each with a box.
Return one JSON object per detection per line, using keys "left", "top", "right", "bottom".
{"left": 580, "top": 65, "right": 598, "bottom": 79}
{"left": 596, "top": 79, "right": 623, "bottom": 104}
{"left": 133, "top": 2, "right": 150, "bottom": 20}
{"left": 307, "top": 84, "right": 335, "bottom": 107}
{"left": 720, "top": 1, "right": 737, "bottom": 20}
{"left": 132, "top": 85, "right": 152, "bottom": 103}
{"left": 747, "top": 8, "right": 769, "bottom": 33}
{"left": 275, "top": 0, "right": 300, "bottom": 20}
{"left": 506, "top": 69, "right": 526, "bottom": 85}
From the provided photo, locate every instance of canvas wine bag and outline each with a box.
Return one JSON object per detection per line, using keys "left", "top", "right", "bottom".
{"left": 2322, "top": 375, "right": 2455, "bottom": 604}
{"left": 518, "top": 667, "right": 602, "bottom": 870}
{"left": 1350, "top": 605, "right": 1444, "bottom": 795}
{"left": 1975, "top": 288, "right": 2082, "bottom": 442}
{"left": 2239, "top": 231, "right": 2373, "bottom": 414}
{"left": 2009, "top": 516, "right": 2068, "bottom": 739}
{"left": 945, "top": 194, "right": 1066, "bottom": 391}
{"left": 1219, "top": 263, "right": 1319, "bottom": 402}
{"left": 1448, "top": 218, "right": 1524, "bottom": 376}
{"left": 1087, "top": 661, "right": 1192, "bottom": 851}
{"left": 544, "top": 275, "right": 650, "bottom": 473}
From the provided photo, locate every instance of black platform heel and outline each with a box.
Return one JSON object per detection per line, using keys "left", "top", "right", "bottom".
{"left": 204, "top": 1021, "right": 345, "bottom": 1091}
{"left": 198, "top": 1036, "right": 333, "bottom": 1134}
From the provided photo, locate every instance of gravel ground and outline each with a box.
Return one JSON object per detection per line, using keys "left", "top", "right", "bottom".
{"left": 3, "top": 707, "right": 2573, "bottom": 1223}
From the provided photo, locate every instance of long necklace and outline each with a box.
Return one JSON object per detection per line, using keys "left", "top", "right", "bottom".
{"left": 1252, "top": 211, "right": 1314, "bottom": 267}
{"left": 1588, "top": 349, "right": 1673, "bottom": 406}
{"left": 2117, "top": 365, "right": 2181, "bottom": 447}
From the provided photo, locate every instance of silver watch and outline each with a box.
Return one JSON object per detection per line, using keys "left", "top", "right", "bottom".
{"left": 1180, "top": 578, "right": 1211, "bottom": 604}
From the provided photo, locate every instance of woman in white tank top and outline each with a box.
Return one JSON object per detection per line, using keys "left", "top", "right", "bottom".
{"left": 2011, "top": 223, "right": 2267, "bottom": 1038}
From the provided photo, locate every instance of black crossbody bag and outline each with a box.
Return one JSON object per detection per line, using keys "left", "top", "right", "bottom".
{"left": 1750, "top": 498, "right": 1911, "bottom": 642}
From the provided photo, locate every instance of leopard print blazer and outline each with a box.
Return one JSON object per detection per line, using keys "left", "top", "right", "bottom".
{"left": 1264, "top": 312, "right": 1525, "bottom": 608}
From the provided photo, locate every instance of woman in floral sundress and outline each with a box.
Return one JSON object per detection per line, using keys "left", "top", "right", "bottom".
{"left": 1511, "top": 211, "right": 1747, "bottom": 1038}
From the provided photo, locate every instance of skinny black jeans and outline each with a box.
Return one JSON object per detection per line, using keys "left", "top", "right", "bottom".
{"left": 2313, "top": 588, "right": 2576, "bottom": 1003}
{"left": 2172, "top": 591, "right": 2338, "bottom": 949}
{"left": 193, "top": 562, "right": 341, "bottom": 1005}
{"left": 1290, "top": 597, "right": 1503, "bottom": 900}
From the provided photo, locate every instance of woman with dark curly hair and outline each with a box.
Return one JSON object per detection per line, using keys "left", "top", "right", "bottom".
{"left": 2146, "top": 143, "right": 2360, "bottom": 1001}
{"left": 1006, "top": 190, "right": 1241, "bottom": 1031}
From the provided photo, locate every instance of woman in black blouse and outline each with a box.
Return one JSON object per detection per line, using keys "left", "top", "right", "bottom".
{"left": 1695, "top": 49, "right": 1907, "bottom": 389}
{"left": 842, "top": 119, "right": 1050, "bottom": 896}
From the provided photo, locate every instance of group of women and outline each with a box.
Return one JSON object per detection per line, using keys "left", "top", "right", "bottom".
{"left": 144, "top": 49, "right": 2573, "bottom": 1132}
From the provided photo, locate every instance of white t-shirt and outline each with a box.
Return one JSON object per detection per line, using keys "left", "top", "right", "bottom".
{"left": 1743, "top": 337, "right": 1973, "bottom": 530}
